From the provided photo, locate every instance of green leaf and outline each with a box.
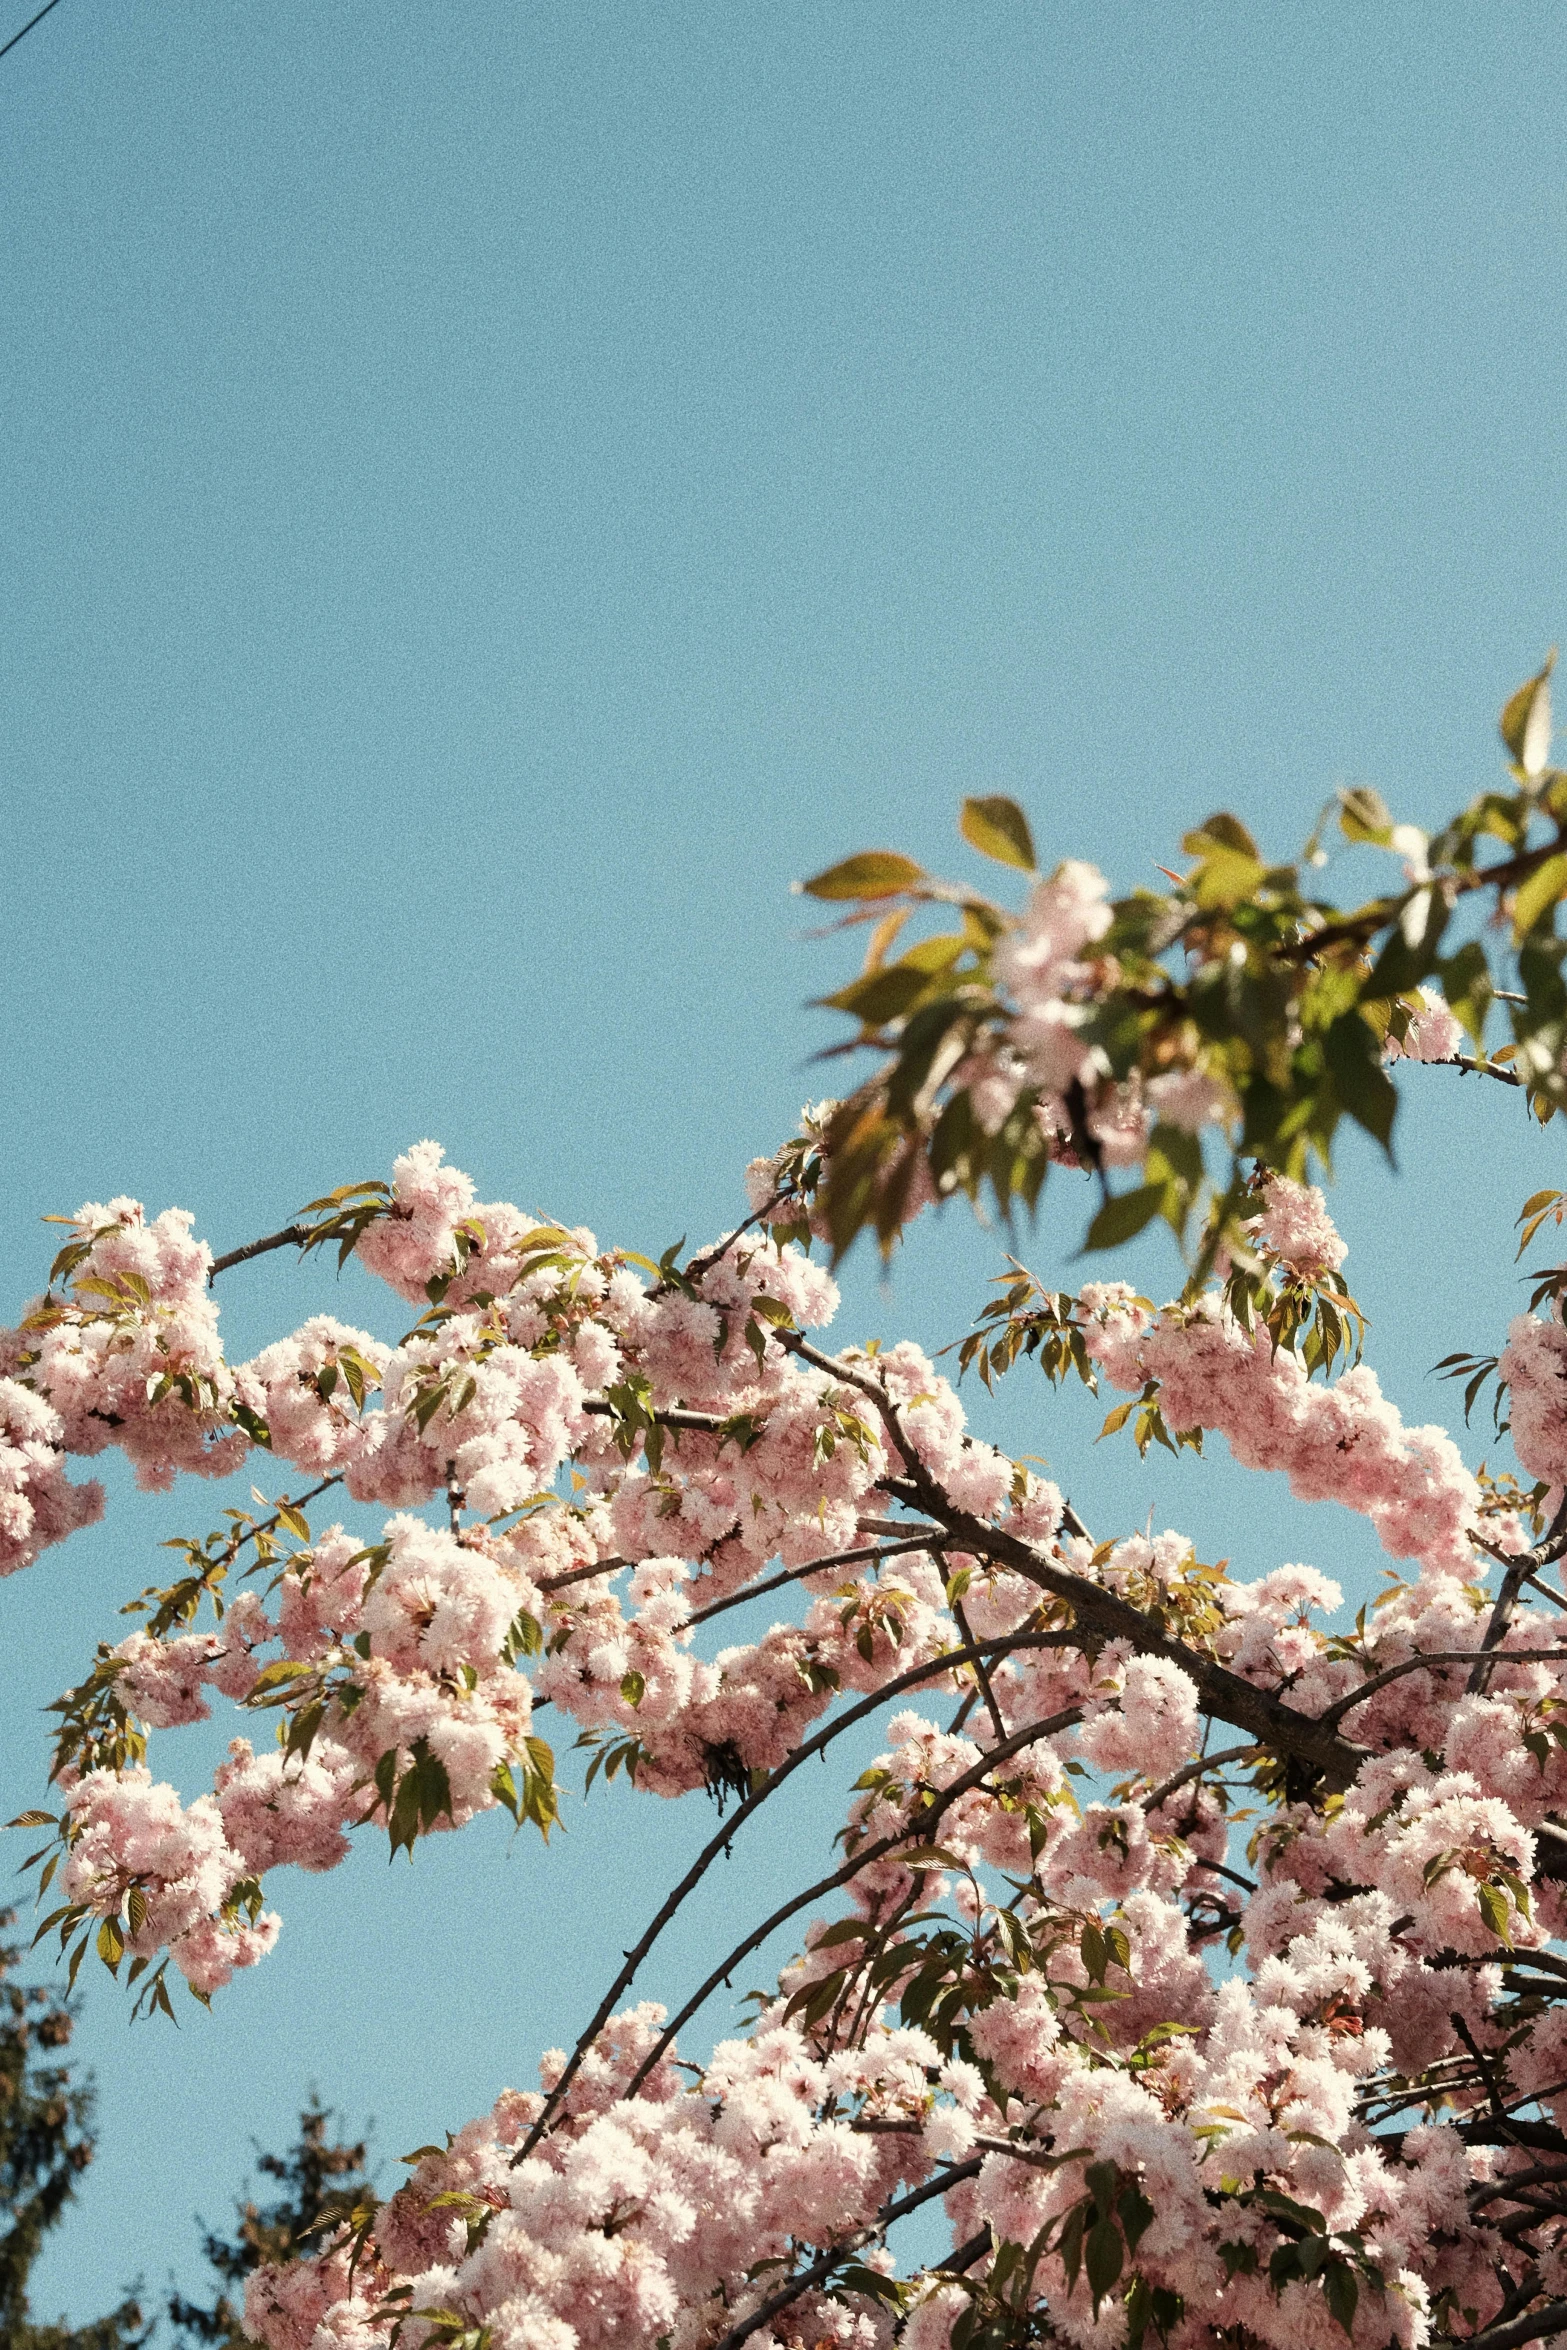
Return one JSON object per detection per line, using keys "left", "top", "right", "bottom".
{"left": 1192, "top": 847, "right": 1265, "bottom": 910}
{"left": 1184, "top": 812, "right": 1260, "bottom": 859}
{"left": 823, "top": 961, "right": 941, "bottom": 1028}
{"left": 1476, "top": 1880, "right": 1512, "bottom": 1945}
{"left": 1513, "top": 851, "right": 1567, "bottom": 941}
{"left": 1097, "top": 1396, "right": 1138, "bottom": 1441}
{"left": 1323, "top": 1013, "right": 1397, "bottom": 1151}
{"left": 1363, "top": 886, "right": 1448, "bottom": 998}
{"left": 960, "top": 795, "right": 1036, "bottom": 872}
{"left": 1322, "top": 2261, "right": 1359, "bottom": 2337}
{"left": 1085, "top": 2216, "right": 1124, "bottom": 2311}
{"left": 1501, "top": 653, "right": 1555, "bottom": 777}
{"left": 249, "top": 1658, "right": 314, "bottom": 1694}
{"left": 96, "top": 1915, "right": 124, "bottom": 1972}
{"left": 619, "top": 1670, "right": 645, "bottom": 1709}
{"left": 748, "top": 1294, "right": 796, "bottom": 1328}
{"left": 1439, "top": 939, "right": 1493, "bottom": 1047}
{"left": 1118, "top": 2183, "right": 1155, "bottom": 2252}
{"left": 1084, "top": 1185, "right": 1165, "bottom": 1252}
{"left": 798, "top": 851, "right": 926, "bottom": 901}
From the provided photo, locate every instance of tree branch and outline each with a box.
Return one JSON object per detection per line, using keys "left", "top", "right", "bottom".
{"left": 622, "top": 1704, "right": 1084, "bottom": 2101}
{"left": 686, "top": 1533, "right": 944, "bottom": 1632}
{"left": 1471, "top": 1493, "right": 1567, "bottom": 1694}
{"left": 1318, "top": 1648, "right": 1567, "bottom": 1731}
{"left": 513, "top": 1629, "right": 1079, "bottom": 2162}
{"left": 1456, "top": 2299, "right": 1567, "bottom": 2350}
{"left": 705, "top": 2158, "right": 986, "bottom": 2350}
{"left": 207, "top": 1224, "right": 312, "bottom": 1284}
{"left": 884, "top": 1476, "right": 1370, "bottom": 1792}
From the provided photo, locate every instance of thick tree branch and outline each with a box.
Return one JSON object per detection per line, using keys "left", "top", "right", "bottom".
{"left": 1457, "top": 2299, "right": 1567, "bottom": 2350}
{"left": 1320, "top": 1648, "right": 1567, "bottom": 1731}
{"left": 207, "top": 1224, "right": 312, "bottom": 1283}
{"left": 888, "top": 1476, "right": 1370, "bottom": 1791}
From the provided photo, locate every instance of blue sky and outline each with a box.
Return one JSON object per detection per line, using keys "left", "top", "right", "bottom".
{"left": 5, "top": 0, "right": 1567, "bottom": 2320}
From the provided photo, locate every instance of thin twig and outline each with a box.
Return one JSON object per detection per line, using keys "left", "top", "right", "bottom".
{"left": 622, "top": 1703, "right": 1084, "bottom": 2101}
{"left": 512, "top": 1630, "right": 1080, "bottom": 2162}
{"left": 579, "top": 1399, "right": 737, "bottom": 1436}
{"left": 680, "top": 1198, "right": 783, "bottom": 1289}
{"left": 0, "top": 0, "right": 65, "bottom": 67}
{"left": 705, "top": 2158, "right": 987, "bottom": 2350}
{"left": 1473, "top": 1492, "right": 1567, "bottom": 1694}
{"left": 1141, "top": 1743, "right": 1263, "bottom": 1812}
{"left": 952, "top": 1597, "right": 1006, "bottom": 1740}
{"left": 1317, "top": 1647, "right": 1567, "bottom": 1731}
{"left": 687, "top": 1534, "right": 946, "bottom": 1632}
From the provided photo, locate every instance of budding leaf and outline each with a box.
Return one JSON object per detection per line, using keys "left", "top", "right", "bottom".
{"left": 1337, "top": 786, "right": 1394, "bottom": 846}
{"left": 1476, "top": 1880, "right": 1512, "bottom": 1945}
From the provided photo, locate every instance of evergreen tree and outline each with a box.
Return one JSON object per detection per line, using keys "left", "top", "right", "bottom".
{"left": 0, "top": 1911, "right": 145, "bottom": 2350}
{"left": 165, "top": 2103, "right": 371, "bottom": 2350}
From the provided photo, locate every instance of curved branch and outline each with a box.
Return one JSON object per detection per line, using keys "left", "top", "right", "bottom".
{"left": 622, "top": 1703, "right": 1084, "bottom": 2101}
{"left": 1457, "top": 2300, "right": 1567, "bottom": 2350}
{"left": 512, "top": 1628, "right": 1078, "bottom": 2162}
{"left": 1141, "top": 1743, "right": 1263, "bottom": 1811}
{"left": 881, "top": 1475, "right": 1370, "bottom": 1791}
{"left": 1472, "top": 2165, "right": 1567, "bottom": 2213}
{"left": 1415, "top": 1055, "right": 1525, "bottom": 1089}
{"left": 1318, "top": 1647, "right": 1567, "bottom": 1731}
{"left": 687, "top": 1532, "right": 943, "bottom": 1631}
{"left": 1472, "top": 1490, "right": 1567, "bottom": 1694}
{"left": 706, "top": 2157, "right": 986, "bottom": 2350}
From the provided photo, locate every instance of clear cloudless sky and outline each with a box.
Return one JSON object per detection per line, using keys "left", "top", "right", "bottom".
{"left": 5, "top": 0, "right": 1567, "bottom": 2321}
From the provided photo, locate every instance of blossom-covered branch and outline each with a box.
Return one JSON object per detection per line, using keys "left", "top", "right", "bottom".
{"left": 14, "top": 684, "right": 1567, "bottom": 2346}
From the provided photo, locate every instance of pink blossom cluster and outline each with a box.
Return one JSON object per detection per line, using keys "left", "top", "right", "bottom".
{"left": 234, "top": 1317, "right": 392, "bottom": 1475}
{"left": 1499, "top": 1308, "right": 1567, "bottom": 1487}
{"left": 59, "top": 1766, "right": 279, "bottom": 1997}
{"left": 1246, "top": 1174, "right": 1349, "bottom": 1278}
{"left": 243, "top": 2000, "right": 973, "bottom": 2350}
{"left": 0, "top": 1375, "right": 103, "bottom": 1575}
{"left": 992, "top": 860, "right": 1115, "bottom": 1100}
{"left": 1384, "top": 986, "right": 1464, "bottom": 1066}
{"left": 2, "top": 1199, "right": 243, "bottom": 1491}
{"left": 23, "top": 1134, "right": 1567, "bottom": 2347}
{"left": 1078, "top": 1282, "right": 1480, "bottom": 1578}
{"left": 242, "top": 1902, "right": 1470, "bottom": 2350}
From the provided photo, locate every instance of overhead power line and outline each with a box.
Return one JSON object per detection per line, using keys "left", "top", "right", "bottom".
{"left": 0, "top": 0, "right": 66, "bottom": 67}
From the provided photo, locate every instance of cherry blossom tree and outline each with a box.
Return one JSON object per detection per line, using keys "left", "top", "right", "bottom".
{"left": 11, "top": 661, "right": 1567, "bottom": 2350}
